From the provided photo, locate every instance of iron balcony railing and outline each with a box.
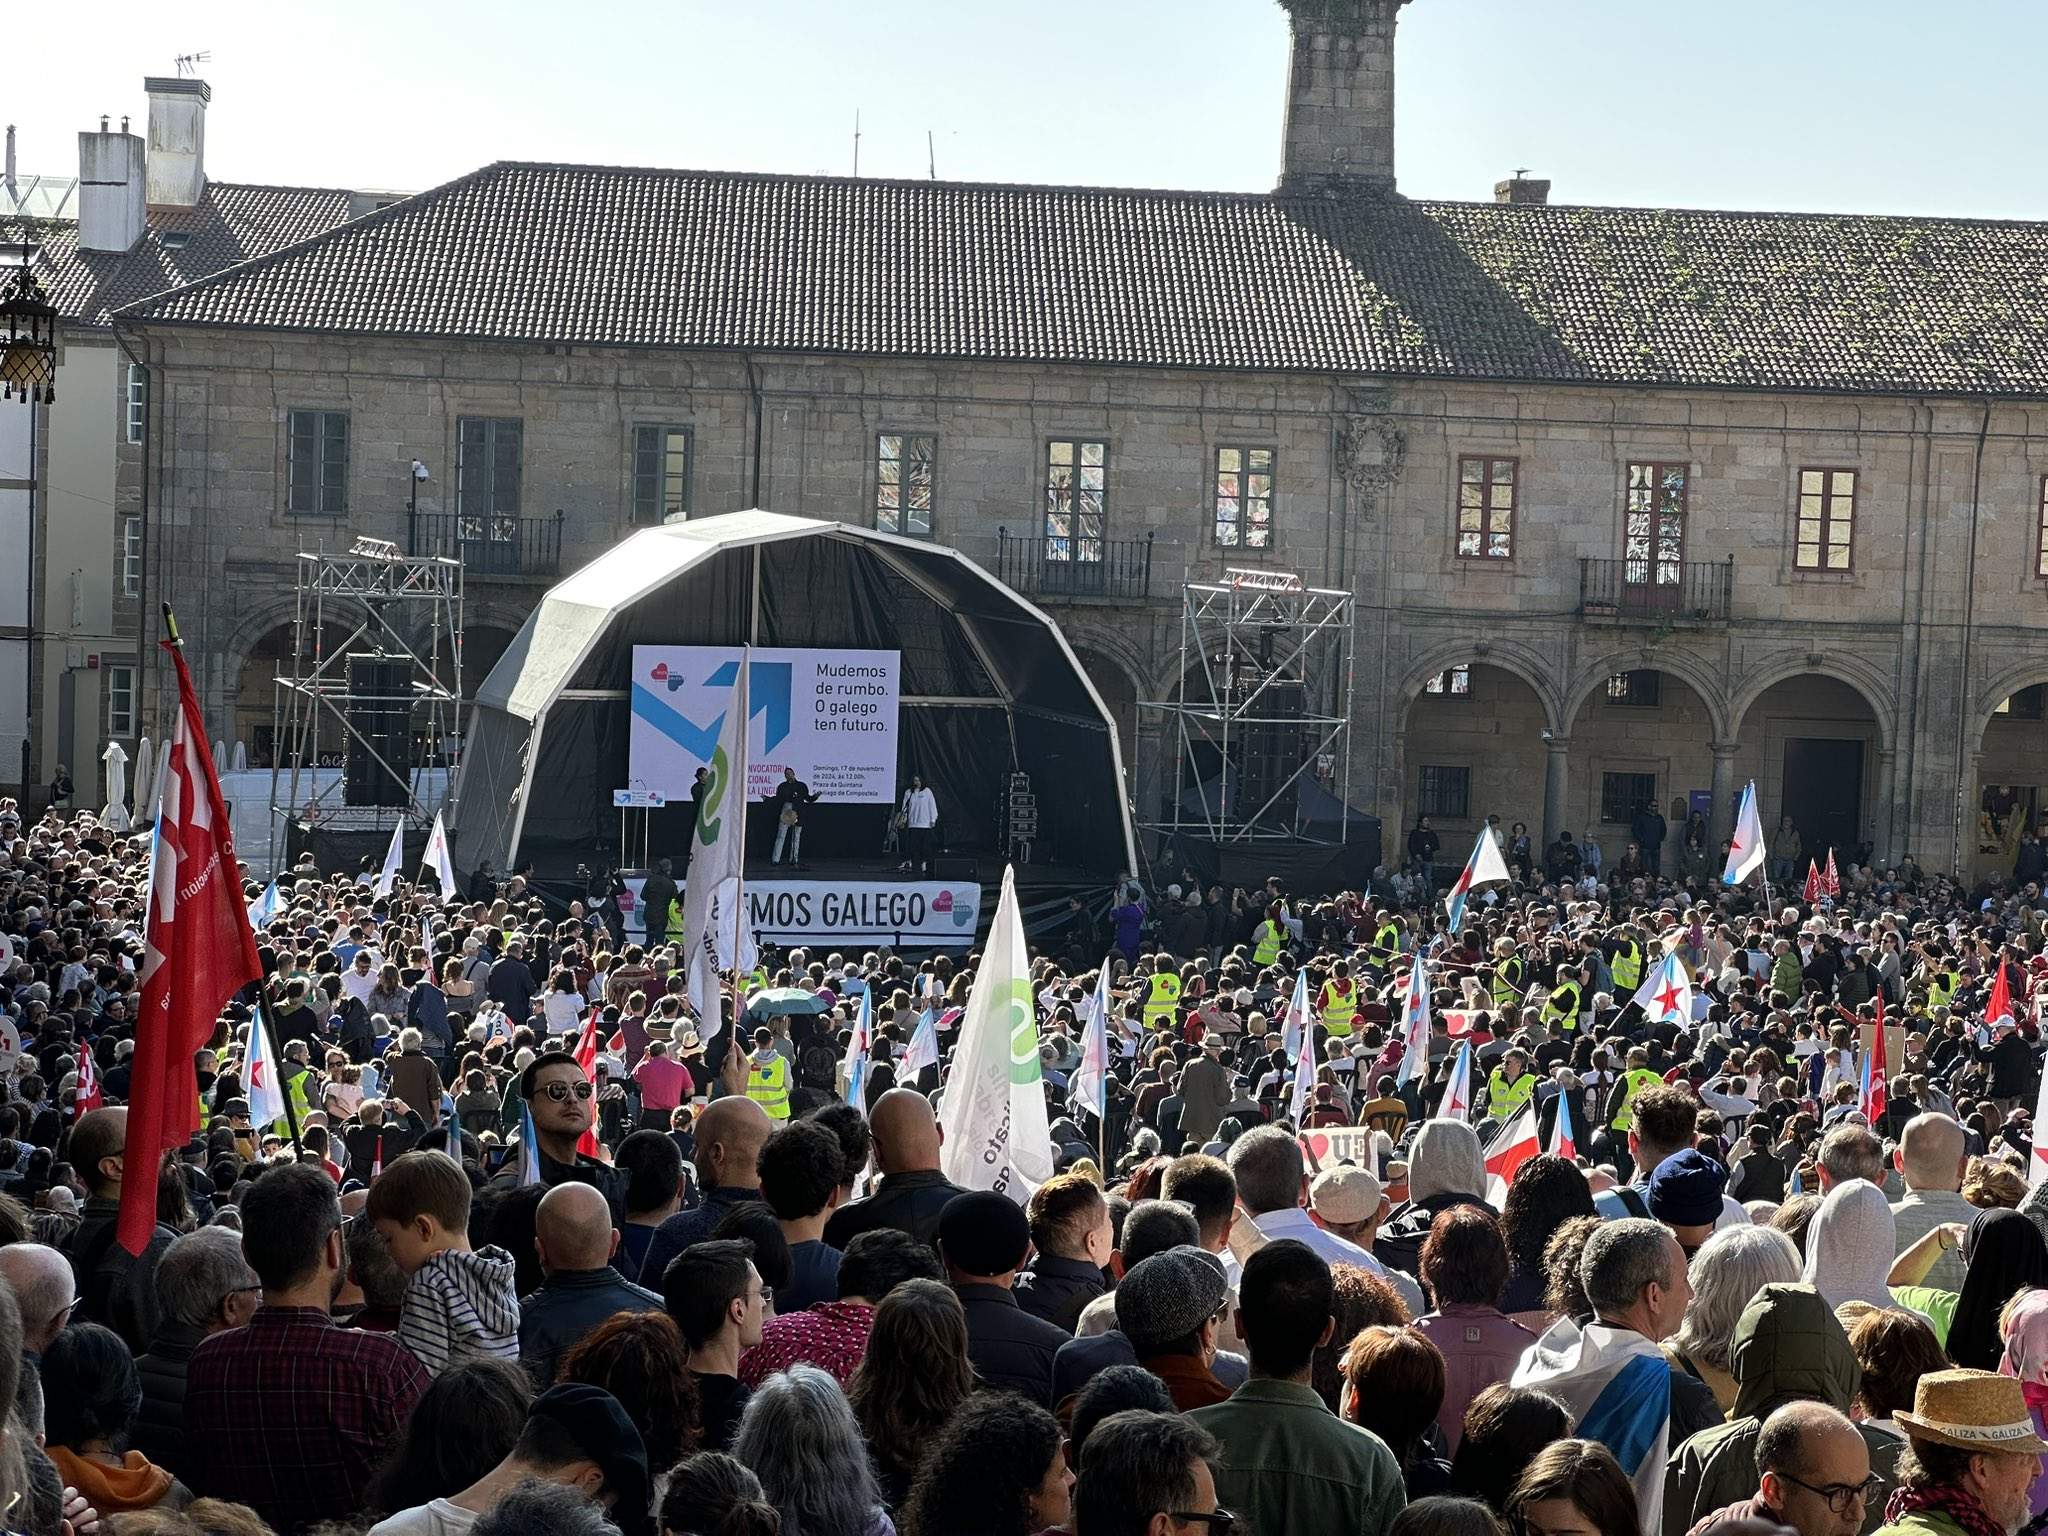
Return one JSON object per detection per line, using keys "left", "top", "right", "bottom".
{"left": 409, "top": 508, "right": 564, "bottom": 578}
{"left": 1579, "top": 555, "right": 1733, "bottom": 622}
{"left": 995, "top": 527, "right": 1156, "bottom": 600}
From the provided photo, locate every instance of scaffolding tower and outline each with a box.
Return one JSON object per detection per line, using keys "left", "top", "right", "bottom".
{"left": 1138, "top": 567, "right": 1355, "bottom": 846}
{"left": 267, "top": 539, "right": 465, "bottom": 871}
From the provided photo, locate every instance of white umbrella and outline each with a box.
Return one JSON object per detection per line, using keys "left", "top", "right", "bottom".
{"left": 100, "top": 742, "right": 131, "bottom": 832}
{"left": 212, "top": 739, "right": 226, "bottom": 772}
{"left": 231, "top": 740, "right": 248, "bottom": 773}
{"left": 132, "top": 735, "right": 154, "bottom": 811}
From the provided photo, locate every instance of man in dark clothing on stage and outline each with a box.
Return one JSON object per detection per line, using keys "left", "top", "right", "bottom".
{"left": 769, "top": 768, "right": 819, "bottom": 870}
{"left": 640, "top": 858, "right": 679, "bottom": 947}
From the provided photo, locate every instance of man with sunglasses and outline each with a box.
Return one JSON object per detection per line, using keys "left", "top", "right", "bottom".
{"left": 1686, "top": 1401, "right": 1877, "bottom": 1536}
{"left": 501, "top": 1051, "right": 628, "bottom": 1222}
{"left": 1073, "top": 1408, "right": 1232, "bottom": 1536}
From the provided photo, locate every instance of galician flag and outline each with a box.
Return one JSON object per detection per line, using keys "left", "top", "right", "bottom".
{"left": 1722, "top": 781, "right": 1766, "bottom": 885}
{"left": 245, "top": 1012, "right": 286, "bottom": 1131}
{"left": 938, "top": 866, "right": 1051, "bottom": 1204}
{"left": 1631, "top": 950, "right": 1692, "bottom": 1028}
{"left": 1860, "top": 995, "right": 1889, "bottom": 1128}
{"left": 1435, "top": 1041, "right": 1472, "bottom": 1121}
{"left": 902, "top": 1010, "right": 942, "bottom": 1077}
{"left": 1513, "top": 1316, "right": 1675, "bottom": 1533}
{"left": 1549, "top": 1089, "right": 1577, "bottom": 1160}
{"left": 1288, "top": 1013, "right": 1319, "bottom": 1125}
{"left": 843, "top": 989, "right": 873, "bottom": 1109}
{"left": 1444, "top": 827, "right": 1513, "bottom": 933}
{"left": 1395, "top": 957, "right": 1432, "bottom": 1088}
{"left": 516, "top": 1099, "right": 543, "bottom": 1187}
{"left": 1280, "top": 969, "right": 1313, "bottom": 1062}
{"left": 123, "top": 620, "right": 264, "bottom": 1254}
{"left": 420, "top": 811, "right": 458, "bottom": 893}
{"left": 373, "top": 820, "right": 405, "bottom": 898}
{"left": 680, "top": 650, "right": 759, "bottom": 1038}
{"left": 1483, "top": 1098, "right": 1541, "bottom": 1203}
{"left": 246, "top": 879, "right": 283, "bottom": 931}
{"left": 1070, "top": 962, "right": 1113, "bottom": 1123}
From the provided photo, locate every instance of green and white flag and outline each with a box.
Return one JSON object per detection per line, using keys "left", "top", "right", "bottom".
{"left": 939, "top": 865, "right": 1052, "bottom": 1204}
{"left": 680, "top": 651, "right": 757, "bottom": 1038}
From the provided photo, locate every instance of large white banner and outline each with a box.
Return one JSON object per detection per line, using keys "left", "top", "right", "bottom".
{"left": 622, "top": 875, "right": 981, "bottom": 947}
{"left": 629, "top": 646, "right": 900, "bottom": 804}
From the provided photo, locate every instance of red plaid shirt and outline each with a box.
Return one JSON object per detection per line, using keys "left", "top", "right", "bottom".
{"left": 185, "top": 1305, "right": 428, "bottom": 1535}
{"left": 738, "top": 1300, "right": 874, "bottom": 1389}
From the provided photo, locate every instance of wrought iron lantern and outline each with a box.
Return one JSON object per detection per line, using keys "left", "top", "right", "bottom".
{"left": 0, "top": 263, "right": 59, "bottom": 405}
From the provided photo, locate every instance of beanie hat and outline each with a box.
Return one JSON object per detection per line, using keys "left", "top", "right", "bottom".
{"left": 937, "top": 1190, "right": 1031, "bottom": 1278}
{"left": 1647, "top": 1148, "right": 1728, "bottom": 1228}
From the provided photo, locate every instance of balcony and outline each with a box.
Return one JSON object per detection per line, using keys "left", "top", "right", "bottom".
{"left": 995, "top": 527, "right": 1156, "bottom": 602}
{"left": 1579, "top": 556, "right": 1732, "bottom": 623}
{"left": 409, "top": 509, "right": 563, "bottom": 580}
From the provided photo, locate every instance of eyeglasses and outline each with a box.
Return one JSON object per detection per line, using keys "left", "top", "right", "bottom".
{"left": 1777, "top": 1472, "right": 1884, "bottom": 1515}
{"left": 538, "top": 1081, "right": 595, "bottom": 1103}
{"left": 1170, "top": 1512, "right": 1237, "bottom": 1536}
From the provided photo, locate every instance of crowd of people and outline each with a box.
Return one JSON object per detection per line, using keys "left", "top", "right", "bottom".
{"left": 11, "top": 790, "right": 2048, "bottom": 1536}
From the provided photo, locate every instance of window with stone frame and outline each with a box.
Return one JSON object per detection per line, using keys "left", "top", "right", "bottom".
{"left": 2037, "top": 476, "right": 2048, "bottom": 578}
{"left": 876, "top": 433, "right": 935, "bottom": 537}
{"left": 106, "top": 662, "right": 136, "bottom": 739}
{"left": 126, "top": 364, "right": 146, "bottom": 445}
{"left": 1606, "top": 671, "right": 1661, "bottom": 707}
{"left": 456, "top": 417, "right": 524, "bottom": 543}
{"left": 1418, "top": 765, "right": 1470, "bottom": 820}
{"left": 1424, "top": 666, "right": 1471, "bottom": 696}
{"left": 632, "top": 425, "right": 692, "bottom": 523}
{"left": 1214, "top": 446, "right": 1274, "bottom": 548}
{"left": 122, "top": 517, "right": 141, "bottom": 597}
{"left": 1795, "top": 467, "right": 1855, "bottom": 571}
{"left": 1045, "top": 439, "right": 1107, "bottom": 562}
{"left": 1456, "top": 455, "right": 1516, "bottom": 558}
{"left": 1625, "top": 462, "right": 1688, "bottom": 585}
{"left": 286, "top": 410, "right": 349, "bottom": 516}
{"left": 1601, "top": 771, "right": 1658, "bottom": 824}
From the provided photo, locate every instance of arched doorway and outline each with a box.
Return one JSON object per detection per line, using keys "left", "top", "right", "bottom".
{"left": 1402, "top": 661, "right": 1555, "bottom": 865}
{"left": 1976, "top": 682, "right": 2048, "bottom": 881}
{"left": 234, "top": 620, "right": 367, "bottom": 771}
{"left": 1561, "top": 666, "right": 1722, "bottom": 877}
{"left": 1732, "top": 673, "right": 1887, "bottom": 874}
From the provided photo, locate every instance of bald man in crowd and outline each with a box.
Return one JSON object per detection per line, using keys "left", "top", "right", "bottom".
{"left": 1688, "top": 1401, "right": 1874, "bottom": 1536}
{"left": 824, "top": 1088, "right": 966, "bottom": 1248}
{"left": 1890, "top": 1112, "right": 1973, "bottom": 1290}
{"left": 636, "top": 1095, "right": 773, "bottom": 1286}
{"left": 518, "top": 1182, "right": 663, "bottom": 1386}
{"left": 0, "top": 1242, "right": 74, "bottom": 1364}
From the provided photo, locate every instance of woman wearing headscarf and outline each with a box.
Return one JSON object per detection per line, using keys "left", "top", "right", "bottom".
{"left": 1376, "top": 1119, "right": 1488, "bottom": 1278}
{"left": 1892, "top": 1206, "right": 2048, "bottom": 1361}
{"left": 1997, "top": 1285, "right": 2048, "bottom": 1521}
{"left": 1800, "top": 1177, "right": 1898, "bottom": 1316}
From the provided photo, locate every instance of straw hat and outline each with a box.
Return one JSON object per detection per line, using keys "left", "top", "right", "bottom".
{"left": 1894, "top": 1369, "right": 2048, "bottom": 1457}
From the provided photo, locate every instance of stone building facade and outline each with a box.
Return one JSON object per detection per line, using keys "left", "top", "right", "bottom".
{"left": 113, "top": 0, "right": 2048, "bottom": 880}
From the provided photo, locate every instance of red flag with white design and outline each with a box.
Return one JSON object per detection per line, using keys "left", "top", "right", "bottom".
{"left": 1803, "top": 861, "right": 1822, "bottom": 903}
{"left": 1822, "top": 848, "right": 1841, "bottom": 899}
{"left": 1483, "top": 1099, "right": 1541, "bottom": 1203}
{"left": 74, "top": 1042, "right": 101, "bottom": 1121}
{"left": 122, "top": 626, "right": 264, "bottom": 1255}
{"left": 572, "top": 1010, "right": 603, "bottom": 1159}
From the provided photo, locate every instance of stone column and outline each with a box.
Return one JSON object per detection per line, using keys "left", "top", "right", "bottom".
{"left": 1542, "top": 736, "right": 1570, "bottom": 848}
{"left": 1873, "top": 748, "right": 1897, "bottom": 866}
{"left": 1709, "top": 740, "right": 1741, "bottom": 849}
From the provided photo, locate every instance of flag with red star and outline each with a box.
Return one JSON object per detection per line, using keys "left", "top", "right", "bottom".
{"left": 1722, "top": 781, "right": 1766, "bottom": 886}
{"left": 1630, "top": 951, "right": 1692, "bottom": 1027}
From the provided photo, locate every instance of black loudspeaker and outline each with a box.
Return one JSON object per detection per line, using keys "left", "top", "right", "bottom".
{"left": 344, "top": 655, "right": 411, "bottom": 808}
{"left": 1239, "top": 679, "right": 1304, "bottom": 829}
{"left": 933, "top": 856, "right": 976, "bottom": 881}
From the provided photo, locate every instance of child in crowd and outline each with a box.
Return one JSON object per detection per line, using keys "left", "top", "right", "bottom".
{"left": 366, "top": 1149, "right": 520, "bottom": 1374}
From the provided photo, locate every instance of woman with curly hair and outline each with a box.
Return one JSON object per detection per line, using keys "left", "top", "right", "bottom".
{"left": 661, "top": 1451, "right": 782, "bottom": 1536}
{"left": 899, "top": 1393, "right": 1070, "bottom": 1536}
{"left": 847, "top": 1280, "right": 973, "bottom": 1511}
{"left": 1309, "top": 1263, "right": 1411, "bottom": 1411}
{"left": 1498, "top": 1154, "right": 1596, "bottom": 1324}
{"left": 559, "top": 1310, "right": 701, "bottom": 1472}
{"left": 1541, "top": 1214, "right": 1604, "bottom": 1324}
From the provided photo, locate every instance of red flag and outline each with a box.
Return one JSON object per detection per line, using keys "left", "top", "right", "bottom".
{"left": 571, "top": 1011, "right": 603, "bottom": 1159}
{"left": 1803, "top": 861, "right": 1822, "bottom": 903}
{"left": 1822, "top": 848, "right": 1841, "bottom": 899}
{"left": 1861, "top": 994, "right": 1888, "bottom": 1127}
{"left": 74, "top": 1043, "right": 101, "bottom": 1121}
{"left": 1988, "top": 964, "right": 2018, "bottom": 1033}
{"left": 121, "top": 634, "right": 263, "bottom": 1255}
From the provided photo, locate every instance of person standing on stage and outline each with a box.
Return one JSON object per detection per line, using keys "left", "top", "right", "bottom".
{"left": 640, "top": 857, "right": 679, "bottom": 947}
{"left": 769, "top": 767, "right": 820, "bottom": 869}
{"left": 900, "top": 774, "right": 938, "bottom": 875}
{"left": 685, "top": 765, "right": 711, "bottom": 869}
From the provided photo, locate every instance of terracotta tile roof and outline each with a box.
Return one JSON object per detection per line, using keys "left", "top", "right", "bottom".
{"left": 116, "top": 161, "right": 2048, "bottom": 397}
{"left": 13, "top": 181, "right": 358, "bottom": 328}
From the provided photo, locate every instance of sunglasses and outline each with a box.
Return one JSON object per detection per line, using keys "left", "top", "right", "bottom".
{"left": 1172, "top": 1513, "right": 1237, "bottom": 1536}
{"left": 539, "top": 1081, "right": 595, "bottom": 1103}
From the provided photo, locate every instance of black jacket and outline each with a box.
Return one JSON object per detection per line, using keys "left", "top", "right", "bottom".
{"left": 956, "top": 1282, "right": 1067, "bottom": 1407}
{"left": 1980, "top": 1031, "right": 2035, "bottom": 1099}
{"left": 640, "top": 873, "right": 679, "bottom": 938}
{"left": 1013, "top": 1253, "right": 1107, "bottom": 1334}
{"left": 64, "top": 1196, "right": 171, "bottom": 1355}
{"left": 518, "top": 1266, "right": 663, "bottom": 1387}
{"left": 822, "top": 1168, "right": 965, "bottom": 1250}
{"left": 133, "top": 1320, "right": 207, "bottom": 1486}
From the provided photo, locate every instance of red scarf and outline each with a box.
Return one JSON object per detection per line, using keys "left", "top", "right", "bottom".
{"left": 1883, "top": 1481, "right": 2008, "bottom": 1536}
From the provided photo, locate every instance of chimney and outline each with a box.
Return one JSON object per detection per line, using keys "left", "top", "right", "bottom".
{"left": 4, "top": 126, "right": 14, "bottom": 200}
{"left": 77, "top": 118, "right": 147, "bottom": 253}
{"left": 1276, "top": 0, "right": 1413, "bottom": 196}
{"left": 1494, "top": 174, "right": 1550, "bottom": 206}
{"left": 144, "top": 75, "right": 209, "bottom": 208}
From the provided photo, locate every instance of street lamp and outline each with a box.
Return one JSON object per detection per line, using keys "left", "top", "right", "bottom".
{"left": 0, "top": 264, "right": 58, "bottom": 405}
{"left": 408, "top": 458, "right": 429, "bottom": 551}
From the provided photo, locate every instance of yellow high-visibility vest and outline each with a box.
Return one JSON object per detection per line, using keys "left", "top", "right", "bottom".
{"left": 1253, "top": 923, "right": 1284, "bottom": 967}
{"left": 746, "top": 1054, "right": 792, "bottom": 1121}
{"left": 1610, "top": 939, "right": 1644, "bottom": 992}
{"left": 1319, "top": 979, "right": 1359, "bottom": 1038}
{"left": 1374, "top": 923, "right": 1402, "bottom": 960}
{"left": 1540, "top": 979, "right": 1582, "bottom": 1033}
{"left": 1144, "top": 973, "right": 1183, "bottom": 1029}
{"left": 1487, "top": 1067, "right": 1536, "bottom": 1121}
{"left": 1491, "top": 956, "right": 1524, "bottom": 1012}
{"left": 1610, "top": 1066, "right": 1665, "bottom": 1132}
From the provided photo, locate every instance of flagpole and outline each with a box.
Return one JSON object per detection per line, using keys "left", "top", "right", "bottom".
{"left": 254, "top": 980, "right": 306, "bottom": 1162}
{"left": 725, "top": 645, "right": 753, "bottom": 1075}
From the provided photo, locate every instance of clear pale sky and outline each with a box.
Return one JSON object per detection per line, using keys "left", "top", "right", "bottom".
{"left": 10, "top": 0, "right": 2045, "bottom": 220}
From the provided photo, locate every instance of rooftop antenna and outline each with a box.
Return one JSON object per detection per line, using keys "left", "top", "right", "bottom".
{"left": 174, "top": 50, "right": 211, "bottom": 77}
{"left": 853, "top": 108, "right": 861, "bottom": 178}
{"left": 1511, "top": 166, "right": 1530, "bottom": 180}
{"left": 928, "top": 129, "right": 936, "bottom": 180}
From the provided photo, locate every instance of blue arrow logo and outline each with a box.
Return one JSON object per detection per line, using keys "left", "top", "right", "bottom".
{"left": 631, "top": 659, "right": 794, "bottom": 761}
